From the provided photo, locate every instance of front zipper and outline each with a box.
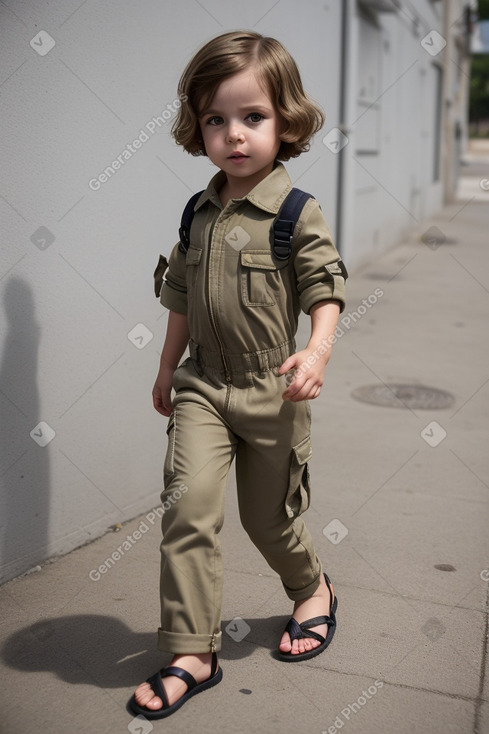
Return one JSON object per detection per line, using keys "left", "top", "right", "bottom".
{"left": 207, "top": 217, "right": 231, "bottom": 383}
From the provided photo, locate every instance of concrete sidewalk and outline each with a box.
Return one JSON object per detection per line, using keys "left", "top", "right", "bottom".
{"left": 1, "top": 142, "right": 488, "bottom": 734}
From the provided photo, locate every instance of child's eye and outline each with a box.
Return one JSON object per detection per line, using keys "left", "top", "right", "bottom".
{"left": 206, "top": 116, "right": 223, "bottom": 126}
{"left": 247, "top": 113, "right": 264, "bottom": 123}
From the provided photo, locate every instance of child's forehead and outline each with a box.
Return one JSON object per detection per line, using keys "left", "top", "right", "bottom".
{"left": 202, "top": 68, "right": 273, "bottom": 109}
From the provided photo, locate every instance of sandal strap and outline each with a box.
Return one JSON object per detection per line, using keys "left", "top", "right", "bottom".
{"left": 146, "top": 670, "right": 170, "bottom": 709}
{"left": 162, "top": 665, "right": 197, "bottom": 691}
{"left": 284, "top": 617, "right": 325, "bottom": 644}
{"left": 280, "top": 575, "right": 337, "bottom": 652}
{"left": 145, "top": 654, "right": 219, "bottom": 711}
{"left": 323, "top": 572, "right": 334, "bottom": 597}
{"left": 284, "top": 613, "right": 336, "bottom": 644}
{"left": 301, "top": 614, "right": 335, "bottom": 630}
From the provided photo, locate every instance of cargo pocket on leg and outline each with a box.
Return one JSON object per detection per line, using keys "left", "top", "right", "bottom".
{"left": 285, "top": 435, "right": 312, "bottom": 519}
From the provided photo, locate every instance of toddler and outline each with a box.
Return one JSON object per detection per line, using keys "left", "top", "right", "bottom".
{"left": 129, "top": 29, "right": 347, "bottom": 720}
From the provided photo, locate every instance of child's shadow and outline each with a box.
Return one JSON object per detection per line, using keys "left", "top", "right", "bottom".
{"left": 1, "top": 614, "right": 288, "bottom": 688}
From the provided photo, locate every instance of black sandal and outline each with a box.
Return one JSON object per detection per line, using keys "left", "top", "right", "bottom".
{"left": 277, "top": 572, "right": 337, "bottom": 662}
{"left": 128, "top": 652, "right": 222, "bottom": 720}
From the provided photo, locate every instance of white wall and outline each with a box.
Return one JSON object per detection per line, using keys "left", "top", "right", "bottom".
{"left": 0, "top": 0, "right": 343, "bottom": 584}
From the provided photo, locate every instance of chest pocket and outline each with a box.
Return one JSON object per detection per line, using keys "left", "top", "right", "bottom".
{"left": 185, "top": 245, "right": 203, "bottom": 288}
{"left": 240, "top": 250, "right": 285, "bottom": 307}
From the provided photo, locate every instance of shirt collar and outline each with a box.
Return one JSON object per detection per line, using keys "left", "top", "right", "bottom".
{"left": 194, "top": 161, "right": 293, "bottom": 215}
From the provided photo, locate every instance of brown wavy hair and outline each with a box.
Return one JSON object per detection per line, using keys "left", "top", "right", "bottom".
{"left": 171, "top": 31, "right": 325, "bottom": 161}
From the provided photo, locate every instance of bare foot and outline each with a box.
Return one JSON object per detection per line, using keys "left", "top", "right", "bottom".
{"left": 133, "top": 652, "right": 213, "bottom": 712}
{"left": 279, "top": 574, "right": 334, "bottom": 655}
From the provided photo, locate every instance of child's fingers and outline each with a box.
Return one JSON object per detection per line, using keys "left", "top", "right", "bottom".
{"left": 283, "top": 376, "right": 323, "bottom": 402}
{"left": 161, "top": 396, "right": 173, "bottom": 415}
{"left": 155, "top": 404, "right": 172, "bottom": 416}
{"left": 153, "top": 401, "right": 167, "bottom": 416}
{"left": 278, "top": 355, "right": 297, "bottom": 374}
{"left": 282, "top": 373, "right": 307, "bottom": 401}
{"left": 153, "top": 388, "right": 172, "bottom": 416}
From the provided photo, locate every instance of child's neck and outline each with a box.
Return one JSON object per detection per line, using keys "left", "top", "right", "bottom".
{"left": 218, "top": 164, "right": 276, "bottom": 208}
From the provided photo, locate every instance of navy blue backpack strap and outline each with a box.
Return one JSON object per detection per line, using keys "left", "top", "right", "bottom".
{"left": 178, "top": 190, "right": 204, "bottom": 254}
{"left": 272, "top": 188, "right": 314, "bottom": 261}
{"left": 177, "top": 187, "right": 313, "bottom": 261}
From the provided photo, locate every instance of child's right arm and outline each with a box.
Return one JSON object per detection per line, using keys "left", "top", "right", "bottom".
{"left": 152, "top": 310, "right": 190, "bottom": 417}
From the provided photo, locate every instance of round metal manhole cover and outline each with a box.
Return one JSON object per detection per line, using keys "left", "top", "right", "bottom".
{"left": 351, "top": 384, "right": 455, "bottom": 410}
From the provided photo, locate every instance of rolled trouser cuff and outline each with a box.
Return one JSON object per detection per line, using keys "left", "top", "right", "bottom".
{"left": 282, "top": 559, "right": 323, "bottom": 601}
{"left": 158, "top": 628, "right": 222, "bottom": 654}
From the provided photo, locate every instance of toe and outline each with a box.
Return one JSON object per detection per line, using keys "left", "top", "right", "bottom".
{"left": 143, "top": 695, "right": 164, "bottom": 711}
{"left": 134, "top": 682, "right": 163, "bottom": 711}
{"left": 284, "top": 628, "right": 328, "bottom": 656}
{"left": 279, "top": 631, "right": 292, "bottom": 652}
{"left": 292, "top": 639, "right": 302, "bottom": 655}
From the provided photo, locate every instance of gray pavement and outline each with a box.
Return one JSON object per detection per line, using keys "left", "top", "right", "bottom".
{"left": 1, "top": 141, "right": 488, "bottom": 734}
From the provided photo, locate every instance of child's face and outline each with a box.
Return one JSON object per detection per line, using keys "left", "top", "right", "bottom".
{"left": 198, "top": 68, "right": 283, "bottom": 191}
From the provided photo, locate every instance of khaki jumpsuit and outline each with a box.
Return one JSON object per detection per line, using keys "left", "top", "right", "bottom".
{"left": 156, "top": 162, "right": 346, "bottom": 654}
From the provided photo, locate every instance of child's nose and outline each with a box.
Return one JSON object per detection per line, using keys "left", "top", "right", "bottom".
{"left": 227, "top": 125, "right": 245, "bottom": 144}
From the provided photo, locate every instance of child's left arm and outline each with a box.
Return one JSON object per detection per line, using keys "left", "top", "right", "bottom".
{"left": 279, "top": 299, "right": 341, "bottom": 402}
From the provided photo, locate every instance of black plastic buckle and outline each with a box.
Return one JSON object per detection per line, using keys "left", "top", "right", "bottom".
{"left": 178, "top": 225, "right": 189, "bottom": 254}
{"left": 273, "top": 220, "right": 294, "bottom": 260}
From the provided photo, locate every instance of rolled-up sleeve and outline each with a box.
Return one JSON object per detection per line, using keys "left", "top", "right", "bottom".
{"left": 293, "top": 200, "right": 347, "bottom": 314}
{"left": 159, "top": 242, "right": 188, "bottom": 314}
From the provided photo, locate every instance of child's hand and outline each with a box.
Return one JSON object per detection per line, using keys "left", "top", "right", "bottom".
{"left": 279, "top": 348, "right": 331, "bottom": 402}
{"left": 280, "top": 300, "right": 340, "bottom": 402}
{"left": 152, "top": 363, "right": 175, "bottom": 416}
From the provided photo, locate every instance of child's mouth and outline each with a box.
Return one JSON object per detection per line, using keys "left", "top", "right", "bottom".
{"left": 228, "top": 152, "right": 249, "bottom": 163}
